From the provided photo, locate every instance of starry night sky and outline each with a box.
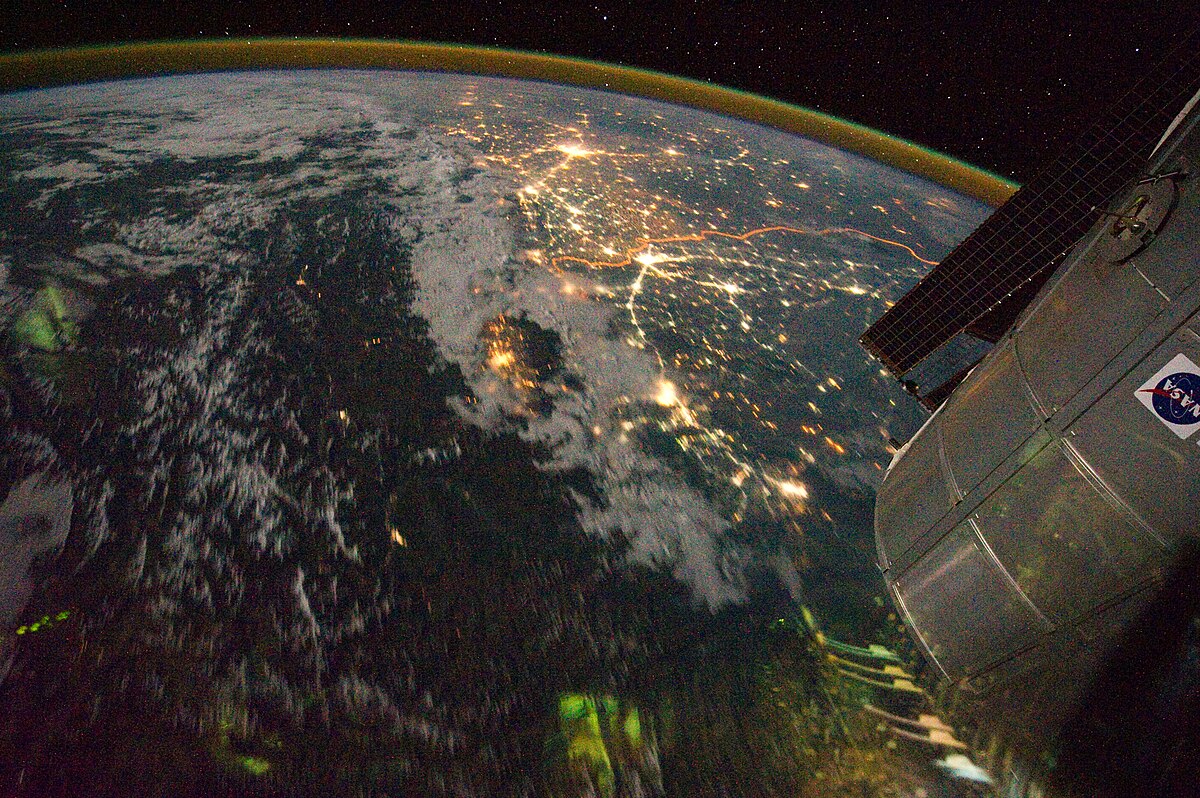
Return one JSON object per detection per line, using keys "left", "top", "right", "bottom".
{"left": 4, "top": 1, "right": 1200, "bottom": 183}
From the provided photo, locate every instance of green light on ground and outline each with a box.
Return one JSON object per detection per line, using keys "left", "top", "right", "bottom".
{"left": 554, "top": 693, "right": 615, "bottom": 796}
{"left": 11, "top": 610, "right": 70, "bottom": 636}
{"left": 12, "top": 284, "right": 77, "bottom": 352}
{"left": 209, "top": 703, "right": 274, "bottom": 777}
{"left": 623, "top": 708, "right": 642, "bottom": 747}
{"left": 559, "top": 693, "right": 590, "bottom": 721}
{"left": 238, "top": 756, "right": 271, "bottom": 775}
{"left": 13, "top": 307, "right": 59, "bottom": 351}
{"left": 549, "top": 694, "right": 656, "bottom": 796}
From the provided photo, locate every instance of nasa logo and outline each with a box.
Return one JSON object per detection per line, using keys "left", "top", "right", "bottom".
{"left": 1135, "top": 353, "right": 1200, "bottom": 439}
{"left": 1143, "top": 372, "right": 1200, "bottom": 423}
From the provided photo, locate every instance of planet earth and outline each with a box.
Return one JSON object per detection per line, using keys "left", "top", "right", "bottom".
{"left": 0, "top": 64, "right": 995, "bottom": 796}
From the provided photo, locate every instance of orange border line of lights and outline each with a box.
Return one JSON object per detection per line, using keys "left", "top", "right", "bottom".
{"left": 551, "top": 224, "right": 939, "bottom": 271}
{"left": 0, "top": 39, "right": 1017, "bottom": 207}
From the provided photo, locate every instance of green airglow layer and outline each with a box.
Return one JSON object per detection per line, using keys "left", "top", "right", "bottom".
{"left": 0, "top": 39, "right": 1017, "bottom": 206}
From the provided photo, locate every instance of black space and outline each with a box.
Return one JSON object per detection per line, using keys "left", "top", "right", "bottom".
{"left": 4, "top": 1, "right": 1200, "bottom": 183}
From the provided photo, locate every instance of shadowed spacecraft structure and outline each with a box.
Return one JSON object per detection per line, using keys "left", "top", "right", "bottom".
{"left": 862, "top": 27, "right": 1200, "bottom": 793}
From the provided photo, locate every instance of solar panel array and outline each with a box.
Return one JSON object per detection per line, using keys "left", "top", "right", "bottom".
{"left": 861, "top": 28, "right": 1200, "bottom": 379}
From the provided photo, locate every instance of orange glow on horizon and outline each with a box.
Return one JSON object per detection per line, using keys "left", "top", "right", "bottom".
{"left": 0, "top": 40, "right": 1016, "bottom": 207}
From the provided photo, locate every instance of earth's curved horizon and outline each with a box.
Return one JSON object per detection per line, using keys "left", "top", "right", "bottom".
{"left": 0, "top": 39, "right": 1018, "bottom": 207}
{"left": 0, "top": 64, "right": 997, "bottom": 796}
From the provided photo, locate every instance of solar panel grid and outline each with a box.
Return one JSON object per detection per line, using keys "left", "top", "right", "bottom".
{"left": 861, "top": 37, "right": 1200, "bottom": 377}
{"left": 863, "top": 30, "right": 1200, "bottom": 378}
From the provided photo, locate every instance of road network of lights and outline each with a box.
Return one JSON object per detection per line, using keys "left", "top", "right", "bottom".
{"left": 444, "top": 85, "right": 939, "bottom": 522}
